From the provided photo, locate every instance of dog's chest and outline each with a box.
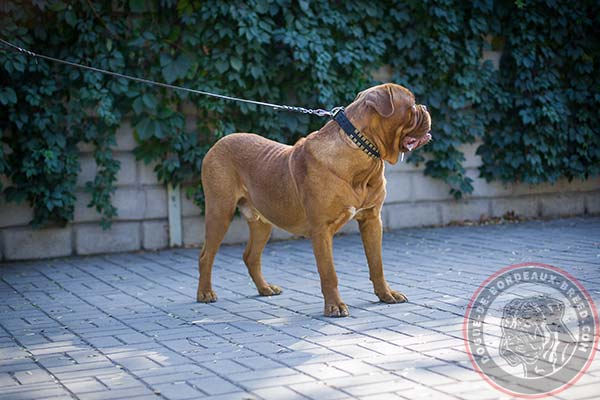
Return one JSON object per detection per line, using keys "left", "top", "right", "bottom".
{"left": 350, "top": 168, "right": 386, "bottom": 210}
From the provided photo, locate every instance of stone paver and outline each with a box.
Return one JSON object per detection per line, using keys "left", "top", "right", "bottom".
{"left": 1, "top": 217, "right": 599, "bottom": 400}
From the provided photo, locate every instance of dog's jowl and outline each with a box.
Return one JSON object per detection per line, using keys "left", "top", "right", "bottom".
{"left": 197, "top": 83, "right": 432, "bottom": 317}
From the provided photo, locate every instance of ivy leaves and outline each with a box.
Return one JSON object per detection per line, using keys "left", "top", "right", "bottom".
{"left": 1, "top": 0, "right": 598, "bottom": 228}
{"left": 386, "top": 1, "right": 493, "bottom": 198}
{"left": 160, "top": 53, "right": 193, "bottom": 84}
{"left": 0, "top": 87, "right": 17, "bottom": 105}
{"left": 478, "top": 0, "right": 600, "bottom": 185}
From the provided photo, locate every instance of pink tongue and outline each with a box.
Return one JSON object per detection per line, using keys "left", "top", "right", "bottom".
{"left": 404, "top": 137, "right": 418, "bottom": 151}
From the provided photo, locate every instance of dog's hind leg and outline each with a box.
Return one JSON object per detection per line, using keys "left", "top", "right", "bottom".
{"left": 196, "top": 155, "right": 239, "bottom": 303}
{"left": 243, "top": 217, "right": 281, "bottom": 296}
{"left": 196, "top": 193, "right": 236, "bottom": 302}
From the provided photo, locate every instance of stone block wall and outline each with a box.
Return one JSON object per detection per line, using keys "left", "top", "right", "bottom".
{"left": 0, "top": 123, "right": 170, "bottom": 260}
{"left": 1, "top": 133, "right": 599, "bottom": 261}
{"left": 381, "top": 142, "right": 599, "bottom": 229}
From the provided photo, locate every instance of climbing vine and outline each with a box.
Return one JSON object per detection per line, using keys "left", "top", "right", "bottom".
{"left": 477, "top": 0, "right": 600, "bottom": 184}
{"left": 0, "top": 0, "right": 598, "bottom": 228}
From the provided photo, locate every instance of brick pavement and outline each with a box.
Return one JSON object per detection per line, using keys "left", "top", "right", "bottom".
{"left": 0, "top": 217, "right": 599, "bottom": 400}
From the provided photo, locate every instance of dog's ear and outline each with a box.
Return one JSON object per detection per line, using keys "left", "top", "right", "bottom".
{"left": 354, "top": 89, "right": 367, "bottom": 100}
{"left": 365, "top": 85, "right": 395, "bottom": 118}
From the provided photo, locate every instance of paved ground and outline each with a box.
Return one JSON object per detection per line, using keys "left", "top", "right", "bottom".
{"left": 1, "top": 217, "right": 599, "bottom": 400}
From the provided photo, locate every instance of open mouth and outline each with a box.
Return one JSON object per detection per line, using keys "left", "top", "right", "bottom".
{"left": 403, "top": 132, "right": 432, "bottom": 152}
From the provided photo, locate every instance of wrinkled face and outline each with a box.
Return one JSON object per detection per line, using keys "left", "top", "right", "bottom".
{"left": 351, "top": 83, "right": 432, "bottom": 164}
{"left": 498, "top": 296, "right": 570, "bottom": 369}
{"left": 500, "top": 310, "right": 550, "bottom": 365}
{"left": 402, "top": 104, "right": 432, "bottom": 153}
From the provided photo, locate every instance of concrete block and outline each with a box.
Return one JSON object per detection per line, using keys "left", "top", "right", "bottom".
{"left": 113, "top": 188, "right": 146, "bottom": 220}
{"left": 182, "top": 216, "right": 252, "bottom": 247}
{"left": 384, "top": 172, "right": 412, "bottom": 203}
{"left": 412, "top": 175, "right": 453, "bottom": 201}
{"left": 76, "top": 222, "right": 140, "bottom": 255}
{"left": 185, "top": 115, "right": 197, "bottom": 133}
{"left": 540, "top": 193, "right": 585, "bottom": 218}
{"left": 440, "top": 199, "right": 491, "bottom": 224}
{"left": 73, "top": 191, "right": 101, "bottom": 222}
{"left": 490, "top": 196, "right": 540, "bottom": 218}
{"left": 113, "top": 121, "right": 136, "bottom": 151}
{"left": 467, "top": 169, "right": 513, "bottom": 198}
{"left": 181, "top": 101, "right": 199, "bottom": 116}
{"left": 371, "top": 64, "right": 393, "bottom": 82}
{"left": 138, "top": 160, "right": 160, "bottom": 185}
{"left": 271, "top": 226, "right": 296, "bottom": 241}
{"left": 183, "top": 215, "right": 296, "bottom": 244}
{"left": 76, "top": 141, "right": 95, "bottom": 153}
{"left": 461, "top": 141, "right": 483, "bottom": 168}
{"left": 77, "top": 155, "right": 97, "bottom": 187}
{"left": 386, "top": 139, "right": 483, "bottom": 179}
{"left": 181, "top": 101, "right": 199, "bottom": 139}
{"left": 181, "top": 188, "right": 202, "bottom": 217}
{"left": 338, "top": 218, "right": 360, "bottom": 235}
{"left": 77, "top": 121, "right": 136, "bottom": 153}
{"left": 142, "top": 220, "right": 168, "bottom": 250}
{"left": 585, "top": 192, "right": 600, "bottom": 214}
{"left": 77, "top": 153, "right": 137, "bottom": 187}
{"left": 511, "top": 177, "right": 599, "bottom": 197}
{"left": 2, "top": 226, "right": 72, "bottom": 260}
{"left": 183, "top": 216, "right": 204, "bottom": 247}
{"left": 382, "top": 202, "right": 441, "bottom": 229}
{"left": 223, "top": 217, "right": 248, "bottom": 244}
{"left": 569, "top": 176, "right": 600, "bottom": 192}
{"left": 76, "top": 188, "right": 156, "bottom": 223}
{"left": 114, "top": 153, "right": 137, "bottom": 186}
{"left": 385, "top": 156, "right": 426, "bottom": 173}
{"left": 0, "top": 199, "right": 33, "bottom": 228}
{"left": 512, "top": 181, "right": 553, "bottom": 196}
{"left": 144, "top": 187, "right": 168, "bottom": 219}
{"left": 482, "top": 50, "right": 502, "bottom": 70}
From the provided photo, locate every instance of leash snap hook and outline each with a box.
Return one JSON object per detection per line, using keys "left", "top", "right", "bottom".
{"left": 313, "top": 108, "right": 332, "bottom": 117}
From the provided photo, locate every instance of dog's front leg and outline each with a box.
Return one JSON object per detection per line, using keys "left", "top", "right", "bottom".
{"left": 310, "top": 229, "right": 349, "bottom": 317}
{"left": 356, "top": 209, "right": 408, "bottom": 304}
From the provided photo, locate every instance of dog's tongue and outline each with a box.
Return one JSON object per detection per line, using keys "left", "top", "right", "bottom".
{"left": 403, "top": 136, "right": 418, "bottom": 151}
{"left": 402, "top": 134, "right": 432, "bottom": 157}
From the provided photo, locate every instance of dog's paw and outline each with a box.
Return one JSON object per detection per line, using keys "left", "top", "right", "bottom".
{"left": 258, "top": 284, "right": 282, "bottom": 296}
{"left": 377, "top": 289, "right": 408, "bottom": 304}
{"left": 196, "top": 290, "right": 218, "bottom": 303}
{"left": 324, "top": 302, "right": 350, "bottom": 318}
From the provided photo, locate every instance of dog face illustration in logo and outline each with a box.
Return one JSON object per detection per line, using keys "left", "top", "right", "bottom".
{"left": 499, "top": 295, "right": 577, "bottom": 378}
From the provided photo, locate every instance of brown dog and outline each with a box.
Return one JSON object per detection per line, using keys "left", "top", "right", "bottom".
{"left": 197, "top": 83, "right": 432, "bottom": 317}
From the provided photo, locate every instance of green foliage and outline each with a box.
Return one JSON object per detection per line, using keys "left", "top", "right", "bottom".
{"left": 1, "top": 0, "right": 598, "bottom": 227}
{"left": 385, "top": 0, "right": 498, "bottom": 198}
{"left": 477, "top": 0, "right": 600, "bottom": 185}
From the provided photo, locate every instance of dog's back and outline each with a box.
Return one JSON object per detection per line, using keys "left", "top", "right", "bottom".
{"left": 201, "top": 133, "right": 308, "bottom": 235}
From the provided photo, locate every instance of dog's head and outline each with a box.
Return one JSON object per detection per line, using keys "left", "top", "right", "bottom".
{"left": 349, "top": 83, "right": 432, "bottom": 164}
{"left": 499, "top": 296, "right": 576, "bottom": 375}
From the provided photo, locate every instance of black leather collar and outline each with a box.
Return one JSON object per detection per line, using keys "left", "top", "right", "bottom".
{"left": 332, "top": 107, "right": 380, "bottom": 159}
